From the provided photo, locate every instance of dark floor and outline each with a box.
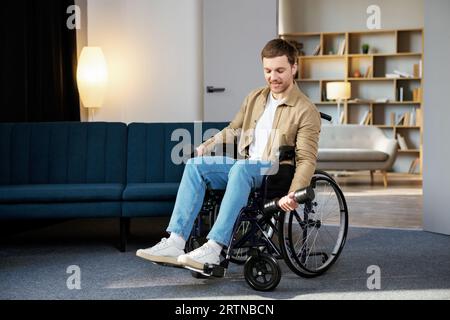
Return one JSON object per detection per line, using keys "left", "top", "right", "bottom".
{"left": 1, "top": 217, "right": 449, "bottom": 300}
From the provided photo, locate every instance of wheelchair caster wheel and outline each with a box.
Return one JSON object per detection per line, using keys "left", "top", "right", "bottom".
{"left": 244, "top": 253, "right": 281, "bottom": 291}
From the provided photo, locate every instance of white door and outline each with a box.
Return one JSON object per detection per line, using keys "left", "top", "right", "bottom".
{"left": 203, "top": 0, "right": 278, "bottom": 121}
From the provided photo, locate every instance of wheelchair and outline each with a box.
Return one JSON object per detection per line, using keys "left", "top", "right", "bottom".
{"left": 185, "top": 112, "right": 349, "bottom": 291}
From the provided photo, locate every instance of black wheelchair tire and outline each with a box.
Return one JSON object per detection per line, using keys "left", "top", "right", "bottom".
{"left": 244, "top": 253, "right": 281, "bottom": 291}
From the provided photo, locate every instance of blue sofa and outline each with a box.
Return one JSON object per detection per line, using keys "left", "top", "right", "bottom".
{"left": 0, "top": 121, "right": 227, "bottom": 251}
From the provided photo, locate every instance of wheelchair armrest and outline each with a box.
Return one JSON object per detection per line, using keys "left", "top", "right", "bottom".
{"left": 278, "top": 145, "right": 295, "bottom": 161}
{"left": 261, "top": 163, "right": 295, "bottom": 201}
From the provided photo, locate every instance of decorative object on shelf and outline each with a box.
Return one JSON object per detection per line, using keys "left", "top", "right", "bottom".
{"left": 362, "top": 43, "right": 370, "bottom": 54}
{"left": 288, "top": 40, "right": 304, "bottom": 56}
{"left": 353, "top": 70, "right": 362, "bottom": 78}
{"left": 77, "top": 47, "right": 108, "bottom": 121}
{"left": 364, "top": 66, "right": 373, "bottom": 78}
{"left": 326, "top": 82, "right": 351, "bottom": 125}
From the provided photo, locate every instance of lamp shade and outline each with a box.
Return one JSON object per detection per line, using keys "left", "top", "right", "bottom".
{"left": 326, "top": 82, "right": 351, "bottom": 100}
{"left": 77, "top": 47, "right": 108, "bottom": 108}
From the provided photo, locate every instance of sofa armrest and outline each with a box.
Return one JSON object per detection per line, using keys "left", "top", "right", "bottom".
{"left": 374, "top": 136, "right": 398, "bottom": 170}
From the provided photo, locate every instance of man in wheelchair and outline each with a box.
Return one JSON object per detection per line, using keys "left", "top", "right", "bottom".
{"left": 137, "top": 38, "right": 322, "bottom": 274}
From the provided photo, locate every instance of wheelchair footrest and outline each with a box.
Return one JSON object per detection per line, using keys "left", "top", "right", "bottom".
{"left": 184, "top": 263, "right": 226, "bottom": 278}
{"left": 153, "top": 261, "right": 184, "bottom": 269}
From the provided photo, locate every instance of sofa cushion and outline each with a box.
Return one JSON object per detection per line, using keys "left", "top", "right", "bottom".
{"left": 0, "top": 184, "right": 125, "bottom": 204}
{"left": 319, "top": 124, "right": 388, "bottom": 149}
{"left": 122, "top": 183, "right": 180, "bottom": 201}
{"left": 0, "top": 122, "right": 128, "bottom": 185}
{"left": 318, "top": 148, "right": 389, "bottom": 162}
{"left": 127, "top": 122, "right": 228, "bottom": 184}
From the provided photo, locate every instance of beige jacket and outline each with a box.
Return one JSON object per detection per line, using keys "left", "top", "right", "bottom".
{"left": 201, "top": 84, "right": 321, "bottom": 193}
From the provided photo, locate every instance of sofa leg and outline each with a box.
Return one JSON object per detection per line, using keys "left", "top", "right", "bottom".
{"left": 382, "top": 171, "right": 388, "bottom": 188}
{"left": 119, "top": 217, "right": 130, "bottom": 252}
{"left": 370, "top": 170, "right": 374, "bottom": 185}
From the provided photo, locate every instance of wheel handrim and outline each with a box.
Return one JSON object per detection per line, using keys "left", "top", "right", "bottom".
{"left": 283, "top": 176, "right": 348, "bottom": 274}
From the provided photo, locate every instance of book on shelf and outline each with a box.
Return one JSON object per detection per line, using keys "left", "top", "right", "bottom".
{"left": 390, "top": 112, "right": 396, "bottom": 125}
{"left": 396, "top": 113, "right": 405, "bottom": 125}
{"left": 404, "top": 112, "right": 411, "bottom": 126}
{"left": 408, "top": 157, "right": 420, "bottom": 174}
{"left": 413, "top": 64, "right": 420, "bottom": 78}
{"left": 339, "top": 110, "right": 345, "bottom": 124}
{"left": 394, "top": 70, "right": 413, "bottom": 78}
{"left": 365, "top": 111, "right": 372, "bottom": 125}
{"left": 398, "top": 87, "right": 404, "bottom": 102}
{"left": 364, "top": 66, "right": 373, "bottom": 78}
{"left": 360, "top": 110, "right": 371, "bottom": 125}
{"left": 348, "top": 98, "right": 374, "bottom": 103}
{"left": 415, "top": 108, "right": 423, "bottom": 127}
{"left": 397, "top": 133, "right": 408, "bottom": 150}
{"left": 386, "top": 73, "right": 401, "bottom": 79}
{"left": 312, "top": 44, "right": 321, "bottom": 56}
{"left": 413, "top": 88, "right": 423, "bottom": 102}
{"left": 338, "top": 39, "right": 346, "bottom": 55}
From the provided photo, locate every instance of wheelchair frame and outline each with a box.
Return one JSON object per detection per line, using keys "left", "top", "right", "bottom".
{"left": 186, "top": 167, "right": 348, "bottom": 291}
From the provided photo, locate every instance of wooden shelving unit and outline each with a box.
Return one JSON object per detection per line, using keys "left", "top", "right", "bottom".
{"left": 280, "top": 28, "right": 424, "bottom": 175}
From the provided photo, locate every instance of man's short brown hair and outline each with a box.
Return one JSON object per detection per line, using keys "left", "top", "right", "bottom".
{"left": 261, "top": 39, "right": 299, "bottom": 66}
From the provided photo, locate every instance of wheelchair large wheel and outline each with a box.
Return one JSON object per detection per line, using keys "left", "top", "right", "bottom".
{"left": 244, "top": 253, "right": 281, "bottom": 291}
{"left": 279, "top": 171, "right": 348, "bottom": 277}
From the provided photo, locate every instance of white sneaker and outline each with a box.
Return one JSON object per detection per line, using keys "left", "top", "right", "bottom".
{"left": 136, "top": 238, "right": 184, "bottom": 266}
{"left": 177, "top": 243, "right": 221, "bottom": 270}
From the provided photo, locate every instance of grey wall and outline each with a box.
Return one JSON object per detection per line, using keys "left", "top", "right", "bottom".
{"left": 279, "top": 0, "right": 423, "bottom": 33}
{"left": 423, "top": 0, "right": 450, "bottom": 235}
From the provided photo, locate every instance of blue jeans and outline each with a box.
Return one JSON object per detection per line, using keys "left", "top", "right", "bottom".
{"left": 167, "top": 156, "right": 273, "bottom": 246}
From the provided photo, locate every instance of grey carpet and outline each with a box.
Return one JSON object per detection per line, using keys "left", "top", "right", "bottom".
{"left": 1, "top": 218, "right": 449, "bottom": 300}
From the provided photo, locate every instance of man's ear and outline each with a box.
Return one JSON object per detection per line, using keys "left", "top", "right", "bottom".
{"left": 292, "top": 63, "right": 298, "bottom": 76}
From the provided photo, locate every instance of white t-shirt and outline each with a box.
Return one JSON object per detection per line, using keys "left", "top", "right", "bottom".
{"left": 248, "top": 93, "right": 284, "bottom": 160}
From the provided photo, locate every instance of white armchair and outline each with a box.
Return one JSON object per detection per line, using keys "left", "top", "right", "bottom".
{"left": 317, "top": 125, "right": 398, "bottom": 187}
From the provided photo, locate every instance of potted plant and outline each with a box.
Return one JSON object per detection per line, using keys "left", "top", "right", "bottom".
{"left": 362, "top": 43, "right": 370, "bottom": 54}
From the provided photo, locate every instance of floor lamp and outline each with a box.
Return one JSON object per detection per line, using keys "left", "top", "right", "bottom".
{"left": 326, "top": 82, "right": 351, "bottom": 125}
{"left": 77, "top": 47, "right": 108, "bottom": 122}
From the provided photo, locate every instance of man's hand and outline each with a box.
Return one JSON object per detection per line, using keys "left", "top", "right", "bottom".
{"left": 278, "top": 192, "right": 298, "bottom": 212}
{"left": 196, "top": 145, "right": 206, "bottom": 157}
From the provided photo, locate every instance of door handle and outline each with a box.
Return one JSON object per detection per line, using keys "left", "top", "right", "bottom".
{"left": 207, "top": 86, "right": 225, "bottom": 93}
